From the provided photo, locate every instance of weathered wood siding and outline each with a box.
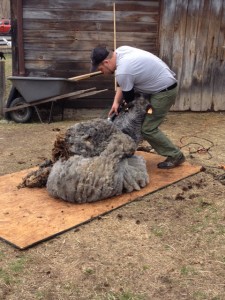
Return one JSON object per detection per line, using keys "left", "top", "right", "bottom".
{"left": 160, "top": 0, "right": 225, "bottom": 111}
{"left": 11, "top": 0, "right": 224, "bottom": 111}
{"left": 11, "top": 0, "right": 160, "bottom": 108}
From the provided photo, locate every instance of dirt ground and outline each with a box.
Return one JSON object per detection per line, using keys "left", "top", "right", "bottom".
{"left": 0, "top": 111, "right": 225, "bottom": 300}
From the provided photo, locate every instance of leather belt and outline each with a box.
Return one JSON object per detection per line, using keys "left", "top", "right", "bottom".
{"left": 159, "top": 82, "right": 177, "bottom": 93}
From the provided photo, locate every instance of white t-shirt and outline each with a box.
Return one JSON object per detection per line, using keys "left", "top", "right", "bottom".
{"left": 115, "top": 46, "right": 177, "bottom": 94}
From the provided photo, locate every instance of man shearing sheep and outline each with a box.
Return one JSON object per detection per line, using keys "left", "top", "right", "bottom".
{"left": 90, "top": 45, "right": 185, "bottom": 169}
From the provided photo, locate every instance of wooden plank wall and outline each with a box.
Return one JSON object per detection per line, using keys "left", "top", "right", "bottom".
{"left": 12, "top": 0, "right": 160, "bottom": 109}
{"left": 160, "top": 0, "right": 225, "bottom": 111}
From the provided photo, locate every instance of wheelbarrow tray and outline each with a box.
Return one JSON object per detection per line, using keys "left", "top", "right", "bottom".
{"left": 8, "top": 76, "right": 77, "bottom": 103}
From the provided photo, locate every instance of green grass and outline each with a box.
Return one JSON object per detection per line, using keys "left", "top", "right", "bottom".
{"left": 0, "top": 250, "right": 6, "bottom": 260}
{"left": 102, "top": 291, "right": 146, "bottom": 300}
{"left": 84, "top": 267, "right": 95, "bottom": 275}
{"left": 0, "top": 256, "right": 27, "bottom": 285}
{"left": 35, "top": 291, "right": 46, "bottom": 300}
{"left": 9, "top": 257, "right": 26, "bottom": 273}
{"left": 150, "top": 225, "right": 165, "bottom": 237}
{"left": 180, "top": 265, "right": 198, "bottom": 276}
{"left": 0, "top": 268, "right": 14, "bottom": 285}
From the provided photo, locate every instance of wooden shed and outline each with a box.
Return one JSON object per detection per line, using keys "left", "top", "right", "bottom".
{"left": 10, "top": 0, "right": 225, "bottom": 111}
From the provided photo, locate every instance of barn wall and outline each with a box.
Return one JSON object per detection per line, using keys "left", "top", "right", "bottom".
{"left": 11, "top": 0, "right": 161, "bottom": 109}
{"left": 11, "top": 0, "right": 224, "bottom": 111}
{"left": 160, "top": 0, "right": 225, "bottom": 111}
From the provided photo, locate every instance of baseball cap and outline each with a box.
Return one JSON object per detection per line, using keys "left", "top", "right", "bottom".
{"left": 90, "top": 45, "right": 109, "bottom": 72}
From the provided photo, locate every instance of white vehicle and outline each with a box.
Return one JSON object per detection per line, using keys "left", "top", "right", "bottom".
{"left": 2, "top": 37, "right": 11, "bottom": 46}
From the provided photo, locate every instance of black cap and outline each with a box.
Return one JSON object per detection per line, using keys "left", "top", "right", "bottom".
{"left": 90, "top": 45, "right": 109, "bottom": 72}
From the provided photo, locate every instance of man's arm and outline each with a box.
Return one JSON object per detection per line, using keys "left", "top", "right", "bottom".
{"left": 122, "top": 88, "right": 135, "bottom": 103}
{"left": 108, "top": 87, "right": 123, "bottom": 116}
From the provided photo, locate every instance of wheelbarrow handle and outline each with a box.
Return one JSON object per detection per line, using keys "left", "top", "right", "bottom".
{"left": 68, "top": 71, "right": 102, "bottom": 81}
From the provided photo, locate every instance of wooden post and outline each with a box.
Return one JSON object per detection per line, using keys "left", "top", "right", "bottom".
{"left": 0, "top": 61, "right": 6, "bottom": 117}
{"left": 113, "top": 3, "right": 117, "bottom": 91}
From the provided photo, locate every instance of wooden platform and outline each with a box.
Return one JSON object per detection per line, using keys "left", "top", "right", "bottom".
{"left": 0, "top": 152, "right": 201, "bottom": 250}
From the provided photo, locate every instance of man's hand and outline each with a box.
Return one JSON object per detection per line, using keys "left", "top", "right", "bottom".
{"left": 108, "top": 102, "right": 120, "bottom": 117}
{"left": 108, "top": 87, "right": 123, "bottom": 116}
{"left": 108, "top": 100, "right": 133, "bottom": 122}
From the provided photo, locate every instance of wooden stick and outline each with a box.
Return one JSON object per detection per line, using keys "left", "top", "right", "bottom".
{"left": 113, "top": 3, "right": 116, "bottom": 52}
{"left": 3, "top": 88, "right": 97, "bottom": 113}
{"left": 0, "top": 61, "right": 6, "bottom": 117}
{"left": 113, "top": 3, "right": 117, "bottom": 91}
{"left": 68, "top": 89, "right": 108, "bottom": 99}
{"left": 68, "top": 71, "right": 102, "bottom": 81}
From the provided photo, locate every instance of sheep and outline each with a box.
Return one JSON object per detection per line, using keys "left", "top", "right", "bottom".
{"left": 20, "top": 98, "right": 150, "bottom": 203}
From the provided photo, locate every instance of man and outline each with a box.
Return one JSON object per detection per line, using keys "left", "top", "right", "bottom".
{"left": 90, "top": 45, "right": 185, "bottom": 169}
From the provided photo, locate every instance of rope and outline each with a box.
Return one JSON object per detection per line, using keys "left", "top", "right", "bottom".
{"left": 179, "top": 135, "right": 214, "bottom": 159}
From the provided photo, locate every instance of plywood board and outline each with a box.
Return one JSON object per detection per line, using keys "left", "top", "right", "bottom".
{"left": 0, "top": 152, "right": 201, "bottom": 250}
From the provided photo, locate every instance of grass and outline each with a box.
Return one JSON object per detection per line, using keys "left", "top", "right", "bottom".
{"left": 0, "top": 268, "right": 13, "bottom": 285}
{"left": 180, "top": 265, "right": 198, "bottom": 276}
{"left": 0, "top": 250, "right": 5, "bottom": 260}
{"left": 103, "top": 291, "right": 146, "bottom": 300}
{"left": 35, "top": 291, "right": 46, "bottom": 300}
{"left": 9, "top": 257, "right": 26, "bottom": 273}
{"left": 0, "top": 113, "right": 225, "bottom": 299}
{"left": 0, "top": 256, "right": 27, "bottom": 285}
{"left": 150, "top": 225, "right": 165, "bottom": 237}
{"left": 84, "top": 267, "right": 95, "bottom": 275}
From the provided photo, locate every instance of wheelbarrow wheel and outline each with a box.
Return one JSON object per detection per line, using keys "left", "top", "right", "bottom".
{"left": 9, "top": 97, "right": 33, "bottom": 123}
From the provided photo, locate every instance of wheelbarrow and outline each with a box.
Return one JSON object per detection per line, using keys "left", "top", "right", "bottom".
{"left": 4, "top": 71, "right": 107, "bottom": 123}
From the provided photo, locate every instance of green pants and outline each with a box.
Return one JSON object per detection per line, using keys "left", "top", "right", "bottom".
{"left": 141, "top": 87, "right": 182, "bottom": 158}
